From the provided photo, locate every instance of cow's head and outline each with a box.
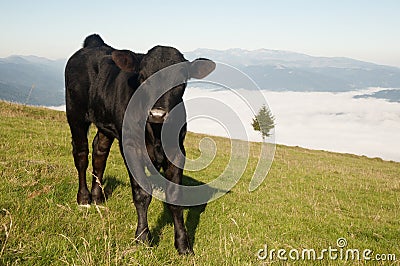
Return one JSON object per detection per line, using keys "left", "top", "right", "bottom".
{"left": 139, "top": 46, "right": 215, "bottom": 124}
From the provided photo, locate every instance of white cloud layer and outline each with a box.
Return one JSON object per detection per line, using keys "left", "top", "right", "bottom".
{"left": 184, "top": 87, "right": 400, "bottom": 162}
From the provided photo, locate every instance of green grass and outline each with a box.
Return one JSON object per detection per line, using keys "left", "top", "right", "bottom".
{"left": 0, "top": 101, "right": 399, "bottom": 265}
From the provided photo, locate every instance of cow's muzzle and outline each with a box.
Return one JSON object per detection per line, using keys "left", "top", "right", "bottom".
{"left": 148, "top": 108, "right": 167, "bottom": 123}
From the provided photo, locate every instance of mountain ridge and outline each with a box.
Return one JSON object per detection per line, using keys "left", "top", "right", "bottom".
{"left": 0, "top": 55, "right": 65, "bottom": 106}
{"left": 186, "top": 48, "right": 397, "bottom": 69}
{"left": 1, "top": 49, "right": 400, "bottom": 106}
{"left": 186, "top": 48, "right": 400, "bottom": 92}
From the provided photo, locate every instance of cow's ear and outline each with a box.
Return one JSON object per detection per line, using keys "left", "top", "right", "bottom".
{"left": 189, "top": 58, "right": 216, "bottom": 79}
{"left": 111, "top": 50, "right": 140, "bottom": 72}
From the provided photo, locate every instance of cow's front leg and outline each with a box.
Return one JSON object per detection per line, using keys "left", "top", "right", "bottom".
{"left": 131, "top": 175, "right": 152, "bottom": 243}
{"left": 121, "top": 146, "right": 153, "bottom": 244}
{"left": 91, "top": 131, "right": 114, "bottom": 204}
{"left": 164, "top": 157, "right": 193, "bottom": 255}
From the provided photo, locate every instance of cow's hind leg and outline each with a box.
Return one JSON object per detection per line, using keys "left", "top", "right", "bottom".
{"left": 91, "top": 131, "right": 114, "bottom": 204}
{"left": 70, "top": 122, "right": 91, "bottom": 205}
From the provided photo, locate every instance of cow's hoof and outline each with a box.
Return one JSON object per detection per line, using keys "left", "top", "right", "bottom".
{"left": 135, "top": 228, "right": 152, "bottom": 245}
{"left": 91, "top": 192, "right": 105, "bottom": 204}
{"left": 91, "top": 185, "right": 106, "bottom": 204}
{"left": 177, "top": 246, "right": 194, "bottom": 255}
{"left": 175, "top": 240, "right": 193, "bottom": 255}
{"left": 77, "top": 191, "right": 91, "bottom": 205}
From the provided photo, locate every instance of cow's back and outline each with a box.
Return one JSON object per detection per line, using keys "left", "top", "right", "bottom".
{"left": 65, "top": 35, "right": 139, "bottom": 139}
{"left": 65, "top": 36, "right": 113, "bottom": 124}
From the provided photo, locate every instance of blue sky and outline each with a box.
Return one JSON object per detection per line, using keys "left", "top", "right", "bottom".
{"left": 1, "top": 0, "right": 399, "bottom": 66}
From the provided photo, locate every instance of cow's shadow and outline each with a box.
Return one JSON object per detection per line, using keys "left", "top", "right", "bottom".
{"left": 151, "top": 174, "right": 227, "bottom": 248}
{"left": 103, "top": 174, "right": 228, "bottom": 248}
{"left": 103, "top": 175, "right": 128, "bottom": 199}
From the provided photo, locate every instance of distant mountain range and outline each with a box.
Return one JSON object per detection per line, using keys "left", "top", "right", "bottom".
{"left": 1, "top": 49, "right": 400, "bottom": 106}
{"left": 0, "top": 55, "right": 65, "bottom": 106}
{"left": 186, "top": 48, "right": 400, "bottom": 92}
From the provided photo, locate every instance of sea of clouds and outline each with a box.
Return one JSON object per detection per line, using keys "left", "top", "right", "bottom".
{"left": 49, "top": 87, "right": 400, "bottom": 162}
{"left": 183, "top": 87, "right": 400, "bottom": 162}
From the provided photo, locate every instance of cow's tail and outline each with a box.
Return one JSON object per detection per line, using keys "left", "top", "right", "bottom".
{"left": 83, "top": 34, "right": 105, "bottom": 48}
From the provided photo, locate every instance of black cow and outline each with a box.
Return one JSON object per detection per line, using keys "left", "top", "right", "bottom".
{"left": 65, "top": 34, "right": 215, "bottom": 254}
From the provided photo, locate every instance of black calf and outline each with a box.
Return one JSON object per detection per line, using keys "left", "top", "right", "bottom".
{"left": 65, "top": 34, "right": 215, "bottom": 254}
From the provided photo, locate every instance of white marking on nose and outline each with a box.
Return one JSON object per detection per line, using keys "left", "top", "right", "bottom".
{"left": 150, "top": 109, "right": 166, "bottom": 118}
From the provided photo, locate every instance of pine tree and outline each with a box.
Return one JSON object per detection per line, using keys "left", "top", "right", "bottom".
{"left": 251, "top": 104, "right": 275, "bottom": 140}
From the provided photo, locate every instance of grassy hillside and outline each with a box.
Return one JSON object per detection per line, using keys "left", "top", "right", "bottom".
{"left": 0, "top": 101, "right": 399, "bottom": 265}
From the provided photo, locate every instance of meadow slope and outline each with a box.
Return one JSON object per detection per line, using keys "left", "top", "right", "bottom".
{"left": 0, "top": 101, "right": 399, "bottom": 265}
